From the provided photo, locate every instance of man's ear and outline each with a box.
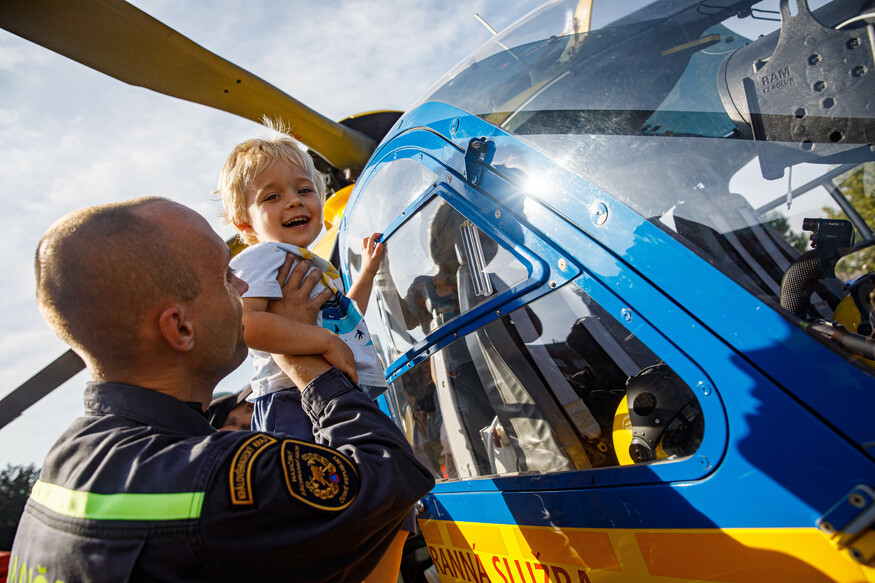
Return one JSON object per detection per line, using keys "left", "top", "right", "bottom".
{"left": 158, "top": 304, "right": 195, "bottom": 352}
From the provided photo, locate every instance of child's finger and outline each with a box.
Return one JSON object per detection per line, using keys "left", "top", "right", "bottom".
{"left": 362, "top": 233, "right": 382, "bottom": 254}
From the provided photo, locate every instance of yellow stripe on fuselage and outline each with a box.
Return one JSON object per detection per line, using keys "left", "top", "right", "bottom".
{"left": 418, "top": 519, "right": 874, "bottom": 582}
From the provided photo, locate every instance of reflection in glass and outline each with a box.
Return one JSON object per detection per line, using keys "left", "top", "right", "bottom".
{"left": 385, "top": 282, "right": 705, "bottom": 481}
{"left": 372, "top": 198, "right": 529, "bottom": 361}
{"left": 345, "top": 158, "right": 438, "bottom": 281}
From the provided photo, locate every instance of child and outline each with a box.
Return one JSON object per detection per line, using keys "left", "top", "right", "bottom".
{"left": 219, "top": 131, "right": 388, "bottom": 421}
{"left": 218, "top": 128, "right": 411, "bottom": 582}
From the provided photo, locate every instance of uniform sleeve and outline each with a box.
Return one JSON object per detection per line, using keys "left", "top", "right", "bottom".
{"left": 198, "top": 368, "right": 435, "bottom": 582}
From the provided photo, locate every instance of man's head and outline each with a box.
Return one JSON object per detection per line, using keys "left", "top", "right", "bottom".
{"left": 218, "top": 130, "right": 325, "bottom": 247}
{"left": 207, "top": 386, "right": 254, "bottom": 431}
{"left": 35, "top": 198, "right": 249, "bottom": 391}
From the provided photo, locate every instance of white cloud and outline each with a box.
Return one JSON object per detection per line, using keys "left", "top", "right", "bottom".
{"left": 0, "top": 0, "right": 544, "bottom": 466}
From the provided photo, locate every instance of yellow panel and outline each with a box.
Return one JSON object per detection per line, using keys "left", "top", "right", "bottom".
{"left": 636, "top": 530, "right": 852, "bottom": 582}
{"left": 419, "top": 520, "right": 874, "bottom": 583}
{"left": 517, "top": 526, "right": 619, "bottom": 571}
{"left": 420, "top": 519, "right": 447, "bottom": 547}
{"left": 310, "top": 185, "right": 353, "bottom": 261}
{"left": 447, "top": 521, "right": 508, "bottom": 555}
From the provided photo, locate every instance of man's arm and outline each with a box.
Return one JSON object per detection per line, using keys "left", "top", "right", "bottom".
{"left": 202, "top": 364, "right": 435, "bottom": 582}
{"left": 244, "top": 257, "right": 358, "bottom": 382}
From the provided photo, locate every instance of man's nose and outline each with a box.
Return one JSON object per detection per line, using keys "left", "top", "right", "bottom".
{"left": 232, "top": 274, "right": 249, "bottom": 295}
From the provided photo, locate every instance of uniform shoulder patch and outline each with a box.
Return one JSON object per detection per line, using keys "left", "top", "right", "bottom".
{"left": 229, "top": 433, "right": 279, "bottom": 505}
{"left": 280, "top": 439, "right": 360, "bottom": 511}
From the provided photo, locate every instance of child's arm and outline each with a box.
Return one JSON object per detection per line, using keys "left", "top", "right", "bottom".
{"left": 346, "top": 233, "right": 384, "bottom": 316}
{"left": 244, "top": 260, "right": 358, "bottom": 382}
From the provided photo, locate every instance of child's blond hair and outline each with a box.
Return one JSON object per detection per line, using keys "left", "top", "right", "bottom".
{"left": 218, "top": 122, "right": 325, "bottom": 245}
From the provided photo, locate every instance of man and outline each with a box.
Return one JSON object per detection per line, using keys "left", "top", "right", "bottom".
{"left": 9, "top": 197, "right": 433, "bottom": 582}
{"left": 207, "top": 386, "right": 254, "bottom": 431}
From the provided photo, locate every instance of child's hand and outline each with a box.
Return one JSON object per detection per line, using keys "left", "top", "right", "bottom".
{"left": 360, "top": 233, "right": 384, "bottom": 278}
{"left": 323, "top": 334, "right": 358, "bottom": 384}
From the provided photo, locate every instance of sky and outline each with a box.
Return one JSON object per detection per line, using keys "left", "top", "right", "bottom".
{"left": 0, "top": 0, "right": 546, "bottom": 467}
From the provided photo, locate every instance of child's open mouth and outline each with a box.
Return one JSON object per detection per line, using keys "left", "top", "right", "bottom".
{"left": 283, "top": 217, "right": 309, "bottom": 229}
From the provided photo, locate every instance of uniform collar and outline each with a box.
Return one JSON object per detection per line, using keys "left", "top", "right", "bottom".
{"left": 84, "top": 381, "right": 215, "bottom": 436}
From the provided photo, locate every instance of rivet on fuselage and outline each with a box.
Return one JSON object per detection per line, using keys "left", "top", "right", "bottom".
{"left": 590, "top": 202, "right": 608, "bottom": 225}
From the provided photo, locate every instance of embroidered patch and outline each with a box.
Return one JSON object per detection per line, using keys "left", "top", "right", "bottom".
{"left": 229, "top": 433, "right": 279, "bottom": 505}
{"left": 280, "top": 439, "right": 359, "bottom": 511}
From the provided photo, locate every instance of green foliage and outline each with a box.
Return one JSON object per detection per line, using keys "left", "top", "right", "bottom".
{"left": 0, "top": 463, "right": 40, "bottom": 550}
{"left": 825, "top": 164, "right": 875, "bottom": 280}
{"left": 765, "top": 211, "right": 809, "bottom": 252}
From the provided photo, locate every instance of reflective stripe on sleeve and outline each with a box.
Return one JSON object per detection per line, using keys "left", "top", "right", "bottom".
{"left": 30, "top": 479, "right": 204, "bottom": 521}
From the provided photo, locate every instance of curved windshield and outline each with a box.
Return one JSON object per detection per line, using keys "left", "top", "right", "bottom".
{"left": 417, "top": 0, "right": 875, "bottom": 339}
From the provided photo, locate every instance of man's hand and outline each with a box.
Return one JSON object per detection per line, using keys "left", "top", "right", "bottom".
{"left": 321, "top": 333, "right": 358, "bottom": 384}
{"left": 267, "top": 253, "right": 358, "bottom": 383}
{"left": 267, "top": 255, "right": 332, "bottom": 325}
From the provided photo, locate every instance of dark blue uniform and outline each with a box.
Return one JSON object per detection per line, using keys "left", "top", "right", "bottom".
{"left": 9, "top": 368, "right": 434, "bottom": 582}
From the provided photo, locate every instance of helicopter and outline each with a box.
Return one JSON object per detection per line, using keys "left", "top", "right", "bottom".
{"left": 3, "top": 0, "right": 875, "bottom": 581}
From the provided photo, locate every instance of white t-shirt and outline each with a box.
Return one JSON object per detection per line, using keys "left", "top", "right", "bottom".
{"left": 231, "top": 242, "right": 387, "bottom": 397}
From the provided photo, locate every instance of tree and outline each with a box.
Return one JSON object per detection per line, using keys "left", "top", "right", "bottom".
{"left": 825, "top": 163, "right": 875, "bottom": 280}
{"left": 0, "top": 463, "right": 40, "bottom": 550}
{"left": 765, "top": 211, "right": 809, "bottom": 252}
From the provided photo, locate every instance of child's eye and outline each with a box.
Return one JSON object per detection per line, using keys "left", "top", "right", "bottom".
{"left": 263, "top": 193, "right": 280, "bottom": 201}
{"left": 299, "top": 187, "right": 314, "bottom": 195}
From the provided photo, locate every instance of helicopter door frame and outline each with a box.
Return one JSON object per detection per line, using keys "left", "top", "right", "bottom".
{"left": 345, "top": 139, "right": 729, "bottom": 490}
{"left": 377, "top": 181, "right": 580, "bottom": 381}
{"left": 425, "top": 178, "right": 729, "bottom": 491}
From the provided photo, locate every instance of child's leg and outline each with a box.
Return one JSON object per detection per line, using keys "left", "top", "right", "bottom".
{"left": 251, "top": 389, "right": 315, "bottom": 441}
{"left": 363, "top": 529, "right": 409, "bottom": 583}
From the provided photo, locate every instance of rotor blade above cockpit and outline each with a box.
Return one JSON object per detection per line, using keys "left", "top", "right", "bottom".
{"left": 0, "top": 0, "right": 376, "bottom": 172}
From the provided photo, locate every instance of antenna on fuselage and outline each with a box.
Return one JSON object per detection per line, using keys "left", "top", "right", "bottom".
{"left": 474, "top": 13, "right": 498, "bottom": 35}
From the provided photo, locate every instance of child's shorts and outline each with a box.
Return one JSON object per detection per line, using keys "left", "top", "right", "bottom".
{"left": 251, "top": 388, "right": 313, "bottom": 440}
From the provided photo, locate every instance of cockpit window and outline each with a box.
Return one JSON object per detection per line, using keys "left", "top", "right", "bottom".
{"left": 383, "top": 281, "right": 705, "bottom": 481}
{"left": 416, "top": 0, "right": 875, "bottom": 365}
{"left": 345, "top": 158, "right": 439, "bottom": 278}
{"left": 371, "top": 197, "right": 530, "bottom": 362}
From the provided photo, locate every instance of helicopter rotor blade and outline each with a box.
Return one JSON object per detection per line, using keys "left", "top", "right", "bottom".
{"left": 0, "top": 349, "right": 85, "bottom": 431}
{"left": 0, "top": 0, "right": 376, "bottom": 172}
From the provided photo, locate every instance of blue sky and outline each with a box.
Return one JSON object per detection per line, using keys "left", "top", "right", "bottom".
{"left": 0, "top": 0, "right": 545, "bottom": 466}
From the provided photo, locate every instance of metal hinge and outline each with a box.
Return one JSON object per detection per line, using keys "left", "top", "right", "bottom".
{"left": 464, "top": 137, "right": 493, "bottom": 186}
{"left": 816, "top": 484, "right": 875, "bottom": 565}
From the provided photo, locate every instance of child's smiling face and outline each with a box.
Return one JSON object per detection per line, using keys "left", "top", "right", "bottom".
{"left": 236, "top": 161, "right": 324, "bottom": 248}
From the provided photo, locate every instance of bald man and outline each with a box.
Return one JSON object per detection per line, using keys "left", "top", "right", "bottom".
{"left": 10, "top": 197, "right": 433, "bottom": 583}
